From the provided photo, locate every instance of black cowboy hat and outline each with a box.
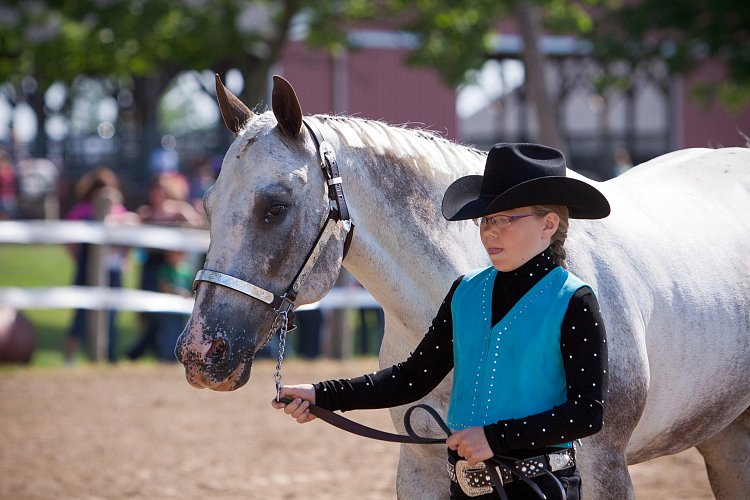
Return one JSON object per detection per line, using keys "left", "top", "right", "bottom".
{"left": 441, "top": 143, "right": 610, "bottom": 221}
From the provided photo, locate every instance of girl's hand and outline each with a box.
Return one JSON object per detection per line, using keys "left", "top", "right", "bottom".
{"left": 271, "top": 384, "right": 317, "bottom": 423}
{"left": 446, "top": 427, "right": 494, "bottom": 466}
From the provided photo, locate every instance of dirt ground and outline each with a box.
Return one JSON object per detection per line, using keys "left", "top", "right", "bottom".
{"left": 1, "top": 359, "right": 714, "bottom": 499}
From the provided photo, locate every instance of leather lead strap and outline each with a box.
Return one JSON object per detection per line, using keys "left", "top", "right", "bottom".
{"left": 277, "top": 397, "right": 567, "bottom": 500}
{"left": 486, "top": 464, "right": 511, "bottom": 500}
{"left": 278, "top": 397, "right": 445, "bottom": 445}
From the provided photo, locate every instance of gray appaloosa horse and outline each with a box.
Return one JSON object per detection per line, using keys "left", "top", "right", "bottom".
{"left": 176, "top": 75, "right": 750, "bottom": 499}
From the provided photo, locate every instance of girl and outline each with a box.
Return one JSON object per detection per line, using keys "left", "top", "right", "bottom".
{"left": 273, "top": 143, "right": 610, "bottom": 499}
{"left": 64, "top": 167, "right": 135, "bottom": 363}
{"left": 126, "top": 172, "right": 205, "bottom": 360}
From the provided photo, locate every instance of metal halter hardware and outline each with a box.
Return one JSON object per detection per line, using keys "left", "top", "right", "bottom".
{"left": 192, "top": 118, "right": 354, "bottom": 400}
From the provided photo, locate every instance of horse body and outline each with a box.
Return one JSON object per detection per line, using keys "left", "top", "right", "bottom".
{"left": 591, "top": 149, "right": 750, "bottom": 461}
{"left": 177, "top": 76, "right": 750, "bottom": 499}
{"left": 338, "top": 130, "right": 750, "bottom": 498}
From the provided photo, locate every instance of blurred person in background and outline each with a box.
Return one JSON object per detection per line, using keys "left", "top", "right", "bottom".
{"left": 155, "top": 250, "right": 194, "bottom": 362}
{"left": 294, "top": 309, "right": 324, "bottom": 359}
{"left": 126, "top": 172, "right": 205, "bottom": 360}
{"left": 612, "top": 147, "right": 633, "bottom": 177}
{"left": 0, "top": 149, "right": 17, "bottom": 219}
{"left": 188, "top": 155, "right": 219, "bottom": 215}
{"left": 64, "top": 167, "right": 135, "bottom": 363}
{"left": 357, "top": 300, "right": 385, "bottom": 356}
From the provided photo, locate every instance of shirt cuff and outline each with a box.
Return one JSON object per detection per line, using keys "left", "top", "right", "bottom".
{"left": 484, "top": 423, "right": 509, "bottom": 456}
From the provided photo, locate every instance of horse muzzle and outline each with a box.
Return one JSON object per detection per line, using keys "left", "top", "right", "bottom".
{"left": 175, "top": 315, "right": 257, "bottom": 391}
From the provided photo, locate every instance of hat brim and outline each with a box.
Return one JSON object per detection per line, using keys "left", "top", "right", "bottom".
{"left": 442, "top": 175, "right": 610, "bottom": 220}
{"left": 441, "top": 175, "right": 492, "bottom": 221}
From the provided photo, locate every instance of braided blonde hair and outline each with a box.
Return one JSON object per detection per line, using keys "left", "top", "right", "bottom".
{"left": 532, "top": 205, "right": 569, "bottom": 268}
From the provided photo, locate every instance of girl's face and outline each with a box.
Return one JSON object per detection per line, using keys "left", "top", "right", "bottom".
{"left": 479, "top": 206, "right": 559, "bottom": 272}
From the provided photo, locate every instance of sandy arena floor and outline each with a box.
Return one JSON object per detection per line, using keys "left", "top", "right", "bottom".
{"left": 1, "top": 359, "right": 714, "bottom": 499}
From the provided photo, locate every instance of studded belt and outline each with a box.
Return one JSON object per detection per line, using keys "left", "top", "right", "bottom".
{"left": 447, "top": 448, "right": 575, "bottom": 497}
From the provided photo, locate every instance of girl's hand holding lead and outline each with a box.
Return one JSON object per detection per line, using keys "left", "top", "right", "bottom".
{"left": 270, "top": 384, "right": 317, "bottom": 423}
{"left": 446, "top": 426, "right": 494, "bottom": 466}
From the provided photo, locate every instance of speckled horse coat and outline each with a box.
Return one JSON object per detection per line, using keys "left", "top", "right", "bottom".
{"left": 177, "top": 76, "right": 750, "bottom": 499}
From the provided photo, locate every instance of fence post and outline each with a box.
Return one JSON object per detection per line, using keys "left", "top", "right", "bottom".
{"left": 85, "top": 189, "right": 113, "bottom": 362}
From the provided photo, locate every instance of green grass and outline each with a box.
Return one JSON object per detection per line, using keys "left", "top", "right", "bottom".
{"left": 0, "top": 244, "right": 383, "bottom": 367}
{"left": 0, "top": 244, "right": 149, "bottom": 367}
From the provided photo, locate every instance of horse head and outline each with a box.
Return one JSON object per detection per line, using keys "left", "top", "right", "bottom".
{"left": 175, "top": 75, "right": 349, "bottom": 390}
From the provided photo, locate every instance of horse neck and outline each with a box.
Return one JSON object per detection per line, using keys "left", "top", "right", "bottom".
{"left": 318, "top": 116, "right": 488, "bottom": 331}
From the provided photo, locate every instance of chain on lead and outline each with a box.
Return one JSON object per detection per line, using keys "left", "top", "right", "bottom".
{"left": 263, "top": 314, "right": 282, "bottom": 351}
{"left": 274, "top": 310, "right": 288, "bottom": 402}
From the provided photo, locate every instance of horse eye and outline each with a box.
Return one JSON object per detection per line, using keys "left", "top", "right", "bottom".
{"left": 266, "top": 203, "right": 286, "bottom": 217}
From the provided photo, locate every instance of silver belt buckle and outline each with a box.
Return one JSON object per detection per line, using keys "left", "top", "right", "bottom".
{"left": 548, "top": 449, "right": 575, "bottom": 472}
{"left": 455, "top": 460, "right": 495, "bottom": 497}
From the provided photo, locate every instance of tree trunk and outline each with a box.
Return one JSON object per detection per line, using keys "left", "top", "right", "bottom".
{"left": 131, "top": 72, "right": 174, "bottom": 184}
{"left": 516, "top": 2, "right": 565, "bottom": 153}
{"left": 242, "top": 61, "right": 271, "bottom": 109}
{"left": 239, "top": 0, "right": 302, "bottom": 109}
{"left": 28, "top": 89, "right": 47, "bottom": 158}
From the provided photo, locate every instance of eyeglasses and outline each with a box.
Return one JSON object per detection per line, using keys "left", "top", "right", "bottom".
{"left": 473, "top": 213, "right": 539, "bottom": 228}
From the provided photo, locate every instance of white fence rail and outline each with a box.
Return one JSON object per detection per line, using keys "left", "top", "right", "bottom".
{"left": 0, "top": 220, "right": 378, "bottom": 312}
{"left": 0, "top": 220, "right": 209, "bottom": 252}
{"left": 0, "top": 285, "right": 376, "bottom": 313}
{"left": 0, "top": 220, "right": 380, "bottom": 361}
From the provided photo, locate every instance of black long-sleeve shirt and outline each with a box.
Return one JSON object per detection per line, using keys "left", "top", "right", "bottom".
{"left": 314, "top": 247, "right": 608, "bottom": 456}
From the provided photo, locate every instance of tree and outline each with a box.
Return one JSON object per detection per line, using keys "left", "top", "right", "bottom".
{"left": 5, "top": 0, "right": 665, "bottom": 160}
{"left": 0, "top": 1, "right": 310, "bottom": 159}
{"left": 587, "top": 0, "right": 750, "bottom": 109}
{"left": 307, "top": 0, "right": 605, "bottom": 150}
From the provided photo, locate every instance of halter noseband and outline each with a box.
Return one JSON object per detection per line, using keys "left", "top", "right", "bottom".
{"left": 192, "top": 118, "right": 355, "bottom": 398}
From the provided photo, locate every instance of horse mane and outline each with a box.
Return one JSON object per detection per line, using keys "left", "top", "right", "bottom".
{"left": 238, "top": 111, "right": 486, "bottom": 179}
{"left": 238, "top": 113, "right": 277, "bottom": 142}
{"left": 316, "top": 115, "right": 486, "bottom": 178}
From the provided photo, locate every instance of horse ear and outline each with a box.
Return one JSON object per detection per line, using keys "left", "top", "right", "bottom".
{"left": 272, "top": 75, "right": 303, "bottom": 139}
{"left": 215, "top": 73, "right": 254, "bottom": 135}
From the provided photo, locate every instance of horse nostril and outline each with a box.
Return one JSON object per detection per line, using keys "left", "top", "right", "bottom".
{"left": 206, "top": 339, "right": 230, "bottom": 366}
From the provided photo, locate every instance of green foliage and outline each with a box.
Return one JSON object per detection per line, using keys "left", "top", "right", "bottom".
{"left": 3, "top": 0, "right": 746, "bottom": 131}
{"left": 400, "top": 1, "right": 508, "bottom": 86}
{"left": 306, "top": 0, "right": 608, "bottom": 86}
{"left": 588, "top": 0, "right": 750, "bottom": 107}
{"left": 0, "top": 0, "right": 316, "bottom": 142}
{"left": 693, "top": 81, "right": 750, "bottom": 112}
{"left": 307, "top": 1, "right": 493, "bottom": 86}
{"left": 541, "top": 0, "right": 596, "bottom": 34}
{"left": 592, "top": 73, "right": 630, "bottom": 96}
{"left": 0, "top": 1, "right": 296, "bottom": 93}
{"left": 0, "top": 0, "right": 607, "bottom": 103}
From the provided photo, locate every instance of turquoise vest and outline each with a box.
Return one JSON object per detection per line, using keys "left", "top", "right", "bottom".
{"left": 447, "top": 265, "right": 589, "bottom": 433}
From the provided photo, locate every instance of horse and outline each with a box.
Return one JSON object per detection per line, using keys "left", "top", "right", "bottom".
{"left": 176, "top": 75, "right": 750, "bottom": 499}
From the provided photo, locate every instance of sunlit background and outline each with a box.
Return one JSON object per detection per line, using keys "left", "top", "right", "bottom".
{"left": 0, "top": 2, "right": 745, "bottom": 497}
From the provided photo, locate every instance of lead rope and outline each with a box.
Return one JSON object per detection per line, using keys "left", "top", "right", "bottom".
{"left": 404, "top": 405, "right": 563, "bottom": 500}
{"left": 278, "top": 399, "right": 567, "bottom": 499}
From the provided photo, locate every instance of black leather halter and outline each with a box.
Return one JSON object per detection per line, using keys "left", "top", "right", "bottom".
{"left": 193, "top": 117, "right": 355, "bottom": 352}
